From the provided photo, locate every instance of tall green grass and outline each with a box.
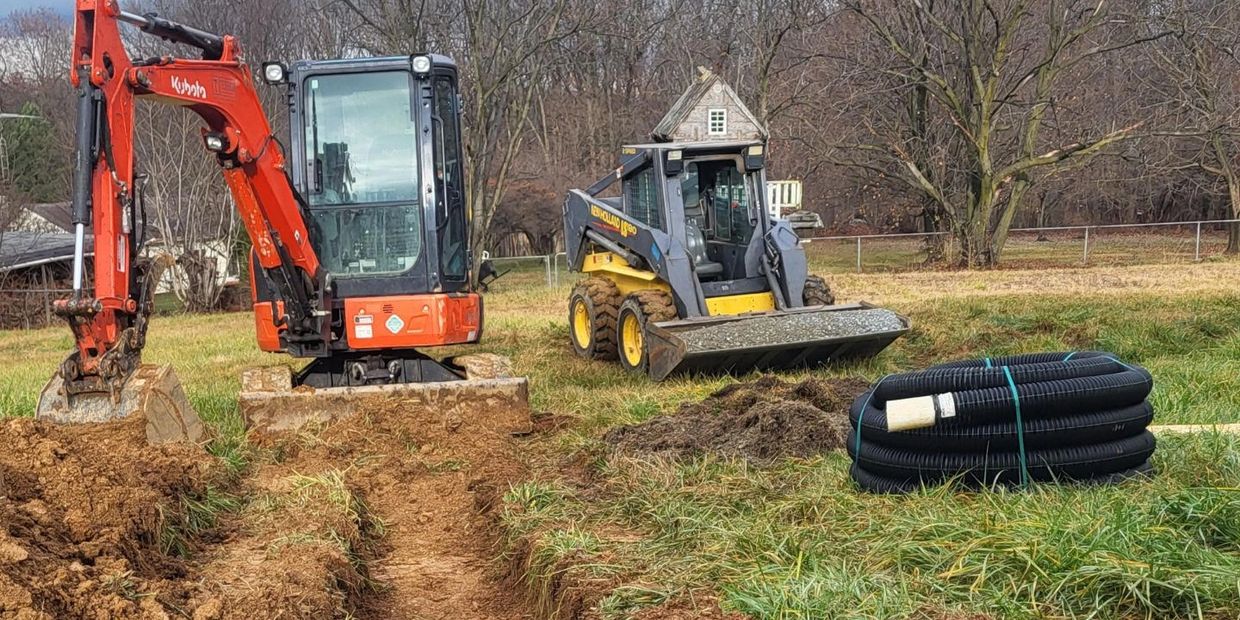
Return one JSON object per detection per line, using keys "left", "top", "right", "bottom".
{"left": 490, "top": 287, "right": 1240, "bottom": 618}
{"left": 506, "top": 435, "right": 1240, "bottom": 619}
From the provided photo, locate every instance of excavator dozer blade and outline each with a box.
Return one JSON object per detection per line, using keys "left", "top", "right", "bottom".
{"left": 238, "top": 354, "right": 531, "bottom": 434}
{"left": 35, "top": 364, "right": 207, "bottom": 445}
{"left": 646, "top": 303, "right": 910, "bottom": 381}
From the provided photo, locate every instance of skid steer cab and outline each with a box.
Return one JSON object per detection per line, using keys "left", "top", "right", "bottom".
{"left": 562, "top": 141, "right": 909, "bottom": 380}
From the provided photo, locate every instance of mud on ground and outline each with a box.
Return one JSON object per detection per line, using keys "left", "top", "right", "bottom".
{"left": 0, "top": 388, "right": 534, "bottom": 620}
{"left": 605, "top": 376, "right": 871, "bottom": 463}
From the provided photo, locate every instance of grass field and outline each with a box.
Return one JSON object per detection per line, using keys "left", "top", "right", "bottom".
{"left": 2, "top": 258, "right": 1239, "bottom": 618}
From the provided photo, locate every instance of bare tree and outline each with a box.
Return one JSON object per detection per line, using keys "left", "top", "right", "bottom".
{"left": 1143, "top": 0, "right": 1240, "bottom": 252}
{"left": 840, "top": 0, "right": 1160, "bottom": 266}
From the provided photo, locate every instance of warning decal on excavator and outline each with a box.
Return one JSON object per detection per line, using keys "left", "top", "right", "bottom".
{"left": 353, "top": 310, "right": 374, "bottom": 339}
{"left": 385, "top": 315, "right": 405, "bottom": 334}
{"left": 590, "top": 204, "right": 638, "bottom": 237}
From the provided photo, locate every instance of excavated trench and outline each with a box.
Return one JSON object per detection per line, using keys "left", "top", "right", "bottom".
{"left": 0, "top": 391, "right": 537, "bottom": 620}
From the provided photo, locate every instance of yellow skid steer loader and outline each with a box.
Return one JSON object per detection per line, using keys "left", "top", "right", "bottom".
{"left": 562, "top": 141, "right": 908, "bottom": 380}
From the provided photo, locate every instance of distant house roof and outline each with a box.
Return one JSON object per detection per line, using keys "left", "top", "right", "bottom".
{"left": 651, "top": 67, "right": 768, "bottom": 143}
{"left": 25, "top": 202, "right": 75, "bottom": 232}
{"left": 0, "top": 231, "right": 92, "bottom": 273}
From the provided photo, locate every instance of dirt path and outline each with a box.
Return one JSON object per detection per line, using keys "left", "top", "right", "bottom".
{"left": 361, "top": 468, "right": 531, "bottom": 619}
{"left": 254, "top": 393, "right": 537, "bottom": 620}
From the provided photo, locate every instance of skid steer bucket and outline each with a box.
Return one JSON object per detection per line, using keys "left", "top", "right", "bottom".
{"left": 645, "top": 303, "right": 909, "bottom": 381}
{"left": 238, "top": 354, "right": 531, "bottom": 434}
{"left": 36, "top": 364, "right": 207, "bottom": 444}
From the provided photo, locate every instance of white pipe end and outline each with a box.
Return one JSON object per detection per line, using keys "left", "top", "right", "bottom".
{"left": 886, "top": 395, "right": 937, "bottom": 432}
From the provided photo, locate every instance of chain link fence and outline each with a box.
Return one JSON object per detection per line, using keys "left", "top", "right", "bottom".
{"left": 5, "top": 220, "right": 1236, "bottom": 329}
{"left": 804, "top": 219, "right": 1240, "bottom": 273}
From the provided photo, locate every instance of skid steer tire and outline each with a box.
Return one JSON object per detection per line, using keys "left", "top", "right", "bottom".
{"left": 569, "top": 277, "right": 621, "bottom": 360}
{"left": 616, "top": 290, "right": 677, "bottom": 376}
{"left": 804, "top": 275, "right": 836, "bottom": 306}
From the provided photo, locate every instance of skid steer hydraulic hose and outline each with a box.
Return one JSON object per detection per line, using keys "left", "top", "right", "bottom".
{"left": 848, "top": 352, "right": 1157, "bottom": 493}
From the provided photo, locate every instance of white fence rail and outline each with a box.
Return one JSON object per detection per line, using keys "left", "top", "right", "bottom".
{"left": 468, "top": 218, "right": 1240, "bottom": 288}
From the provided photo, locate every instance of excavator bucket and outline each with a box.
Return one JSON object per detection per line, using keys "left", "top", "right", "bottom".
{"left": 36, "top": 365, "right": 207, "bottom": 445}
{"left": 645, "top": 303, "right": 909, "bottom": 381}
{"left": 238, "top": 354, "right": 531, "bottom": 434}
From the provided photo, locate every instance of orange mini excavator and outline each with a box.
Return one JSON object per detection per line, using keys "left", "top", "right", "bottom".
{"left": 37, "top": 0, "right": 527, "bottom": 440}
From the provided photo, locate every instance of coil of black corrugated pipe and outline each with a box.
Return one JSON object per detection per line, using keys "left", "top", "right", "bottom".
{"left": 848, "top": 351, "right": 1157, "bottom": 494}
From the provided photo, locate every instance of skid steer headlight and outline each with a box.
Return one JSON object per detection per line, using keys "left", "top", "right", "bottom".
{"left": 744, "top": 144, "right": 766, "bottom": 171}
{"left": 261, "top": 62, "right": 287, "bottom": 85}
{"left": 411, "top": 55, "right": 433, "bottom": 75}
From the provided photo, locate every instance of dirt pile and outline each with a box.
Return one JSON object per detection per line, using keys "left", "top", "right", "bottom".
{"left": 0, "top": 415, "right": 214, "bottom": 619}
{"left": 605, "top": 376, "right": 870, "bottom": 463}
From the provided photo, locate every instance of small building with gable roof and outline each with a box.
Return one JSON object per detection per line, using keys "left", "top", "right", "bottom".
{"left": 652, "top": 67, "right": 768, "bottom": 144}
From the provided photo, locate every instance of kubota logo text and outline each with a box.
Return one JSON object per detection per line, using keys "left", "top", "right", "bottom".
{"left": 170, "top": 76, "right": 207, "bottom": 99}
{"left": 590, "top": 204, "right": 638, "bottom": 237}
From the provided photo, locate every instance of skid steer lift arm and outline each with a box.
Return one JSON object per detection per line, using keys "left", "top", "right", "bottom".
{"left": 60, "top": 0, "right": 324, "bottom": 395}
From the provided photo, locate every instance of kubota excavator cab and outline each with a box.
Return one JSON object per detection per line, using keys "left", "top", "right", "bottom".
{"left": 249, "top": 55, "right": 479, "bottom": 387}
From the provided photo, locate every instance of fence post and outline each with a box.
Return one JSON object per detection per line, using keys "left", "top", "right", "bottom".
{"left": 41, "top": 265, "right": 52, "bottom": 326}
{"left": 544, "top": 255, "right": 552, "bottom": 288}
{"left": 1082, "top": 227, "right": 1090, "bottom": 265}
{"left": 552, "top": 253, "right": 559, "bottom": 288}
{"left": 1195, "top": 222, "right": 1202, "bottom": 262}
{"left": 856, "top": 237, "right": 862, "bottom": 273}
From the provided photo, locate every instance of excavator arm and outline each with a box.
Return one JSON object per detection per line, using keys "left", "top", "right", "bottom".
{"left": 59, "top": 0, "right": 325, "bottom": 396}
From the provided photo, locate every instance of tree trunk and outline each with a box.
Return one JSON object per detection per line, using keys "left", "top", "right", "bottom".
{"left": 1205, "top": 134, "right": 1240, "bottom": 254}
{"left": 1227, "top": 176, "right": 1240, "bottom": 255}
{"left": 920, "top": 198, "right": 946, "bottom": 263}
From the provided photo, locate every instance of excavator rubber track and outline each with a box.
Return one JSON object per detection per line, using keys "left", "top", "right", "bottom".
{"left": 645, "top": 304, "right": 909, "bottom": 381}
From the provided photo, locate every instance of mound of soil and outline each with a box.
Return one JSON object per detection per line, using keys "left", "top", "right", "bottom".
{"left": 0, "top": 415, "right": 214, "bottom": 619}
{"left": 605, "top": 376, "right": 870, "bottom": 463}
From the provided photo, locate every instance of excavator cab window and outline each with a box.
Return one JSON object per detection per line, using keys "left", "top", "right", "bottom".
{"left": 303, "top": 70, "right": 423, "bottom": 276}
{"left": 432, "top": 75, "right": 468, "bottom": 282}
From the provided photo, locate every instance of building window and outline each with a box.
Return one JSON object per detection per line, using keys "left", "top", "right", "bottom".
{"left": 708, "top": 109, "right": 727, "bottom": 136}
